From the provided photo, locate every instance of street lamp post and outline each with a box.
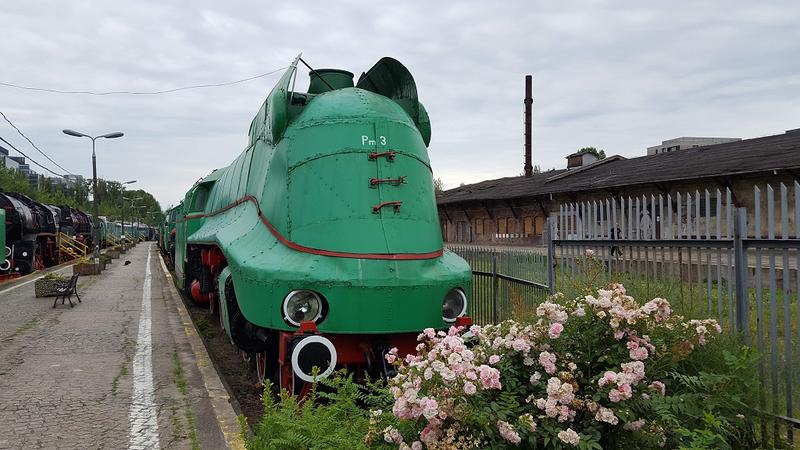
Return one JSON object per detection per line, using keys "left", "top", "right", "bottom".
{"left": 63, "top": 129, "right": 124, "bottom": 260}
{"left": 136, "top": 205, "right": 147, "bottom": 241}
{"left": 123, "top": 195, "right": 142, "bottom": 244}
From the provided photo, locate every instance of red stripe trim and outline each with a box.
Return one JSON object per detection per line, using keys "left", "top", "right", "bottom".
{"left": 177, "top": 195, "right": 443, "bottom": 260}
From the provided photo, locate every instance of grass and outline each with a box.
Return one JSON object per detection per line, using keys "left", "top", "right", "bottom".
{"left": 193, "top": 315, "right": 215, "bottom": 340}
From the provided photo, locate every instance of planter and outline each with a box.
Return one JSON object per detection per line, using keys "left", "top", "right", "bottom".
{"left": 73, "top": 262, "right": 102, "bottom": 276}
{"left": 35, "top": 278, "right": 65, "bottom": 297}
{"left": 106, "top": 250, "right": 121, "bottom": 259}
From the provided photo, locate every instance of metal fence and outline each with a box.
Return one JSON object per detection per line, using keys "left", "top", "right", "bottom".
{"left": 447, "top": 245, "right": 550, "bottom": 325}
{"left": 552, "top": 183, "right": 800, "bottom": 447}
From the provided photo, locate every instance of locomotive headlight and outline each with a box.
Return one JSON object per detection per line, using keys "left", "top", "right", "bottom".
{"left": 283, "top": 290, "right": 325, "bottom": 326}
{"left": 442, "top": 288, "right": 467, "bottom": 322}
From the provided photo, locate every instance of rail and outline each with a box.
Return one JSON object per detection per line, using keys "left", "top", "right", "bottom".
{"left": 57, "top": 232, "right": 88, "bottom": 261}
{"left": 449, "top": 245, "right": 550, "bottom": 325}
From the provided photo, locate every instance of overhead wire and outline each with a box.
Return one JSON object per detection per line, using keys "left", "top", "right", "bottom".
{"left": 0, "top": 66, "right": 289, "bottom": 96}
{"left": 1, "top": 111, "right": 74, "bottom": 175}
{"left": 0, "top": 65, "right": 291, "bottom": 179}
{"left": 0, "top": 134, "right": 65, "bottom": 178}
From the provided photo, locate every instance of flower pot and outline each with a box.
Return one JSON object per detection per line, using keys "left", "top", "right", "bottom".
{"left": 73, "top": 262, "right": 102, "bottom": 276}
{"left": 35, "top": 278, "right": 64, "bottom": 297}
{"left": 107, "top": 250, "right": 121, "bottom": 259}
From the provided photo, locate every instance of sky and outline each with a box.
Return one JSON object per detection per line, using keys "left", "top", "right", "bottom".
{"left": 1, "top": 1, "right": 799, "bottom": 209}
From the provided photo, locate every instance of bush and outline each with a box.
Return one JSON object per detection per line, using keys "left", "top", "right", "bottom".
{"left": 245, "top": 372, "right": 394, "bottom": 450}
{"left": 244, "top": 284, "right": 761, "bottom": 449}
{"left": 43, "top": 272, "right": 67, "bottom": 282}
{"left": 378, "top": 284, "right": 760, "bottom": 449}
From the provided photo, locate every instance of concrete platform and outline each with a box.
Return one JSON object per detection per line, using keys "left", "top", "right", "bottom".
{"left": 0, "top": 243, "right": 244, "bottom": 450}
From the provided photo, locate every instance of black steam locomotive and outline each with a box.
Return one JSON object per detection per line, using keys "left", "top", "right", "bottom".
{"left": 0, "top": 192, "right": 93, "bottom": 275}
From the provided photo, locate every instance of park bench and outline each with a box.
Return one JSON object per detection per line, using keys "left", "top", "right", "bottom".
{"left": 52, "top": 274, "right": 81, "bottom": 308}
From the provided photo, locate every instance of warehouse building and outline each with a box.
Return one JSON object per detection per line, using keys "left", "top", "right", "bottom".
{"left": 437, "top": 128, "right": 800, "bottom": 245}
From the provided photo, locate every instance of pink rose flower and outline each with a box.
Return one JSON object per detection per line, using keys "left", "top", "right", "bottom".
{"left": 497, "top": 420, "right": 522, "bottom": 444}
{"left": 463, "top": 381, "right": 477, "bottom": 395}
{"left": 649, "top": 381, "right": 666, "bottom": 395}
{"left": 549, "top": 322, "right": 564, "bottom": 339}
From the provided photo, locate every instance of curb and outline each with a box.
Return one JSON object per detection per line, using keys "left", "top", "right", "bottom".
{"left": 0, "top": 243, "right": 138, "bottom": 293}
{"left": 0, "top": 260, "right": 76, "bottom": 295}
{"left": 157, "top": 251, "right": 246, "bottom": 450}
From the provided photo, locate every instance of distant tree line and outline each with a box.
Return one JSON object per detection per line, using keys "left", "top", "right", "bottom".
{"left": 578, "top": 146, "right": 606, "bottom": 159}
{"left": 0, "top": 166, "right": 162, "bottom": 225}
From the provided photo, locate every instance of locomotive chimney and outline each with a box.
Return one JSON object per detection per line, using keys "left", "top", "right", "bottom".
{"left": 524, "top": 75, "right": 533, "bottom": 178}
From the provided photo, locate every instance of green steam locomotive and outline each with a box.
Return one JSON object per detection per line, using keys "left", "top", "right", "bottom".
{"left": 172, "top": 56, "right": 471, "bottom": 393}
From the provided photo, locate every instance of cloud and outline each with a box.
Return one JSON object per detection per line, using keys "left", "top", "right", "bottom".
{"left": 1, "top": 0, "right": 799, "bottom": 205}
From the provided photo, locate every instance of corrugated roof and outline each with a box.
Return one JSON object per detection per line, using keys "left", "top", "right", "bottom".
{"left": 438, "top": 130, "right": 800, "bottom": 205}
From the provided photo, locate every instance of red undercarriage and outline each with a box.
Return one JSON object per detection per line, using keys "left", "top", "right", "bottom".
{"left": 187, "top": 245, "right": 475, "bottom": 396}
{"left": 277, "top": 317, "right": 474, "bottom": 396}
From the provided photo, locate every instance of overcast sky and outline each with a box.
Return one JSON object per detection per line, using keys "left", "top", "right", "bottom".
{"left": 2, "top": 1, "right": 799, "bottom": 208}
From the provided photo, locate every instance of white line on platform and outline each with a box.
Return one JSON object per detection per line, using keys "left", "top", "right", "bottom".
{"left": 0, "top": 266, "right": 71, "bottom": 295}
{"left": 128, "top": 244, "right": 160, "bottom": 450}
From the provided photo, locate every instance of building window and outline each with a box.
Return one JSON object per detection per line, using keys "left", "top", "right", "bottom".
{"left": 497, "top": 218, "right": 507, "bottom": 235}
{"left": 523, "top": 216, "right": 534, "bottom": 236}
{"left": 507, "top": 217, "right": 518, "bottom": 236}
{"left": 475, "top": 219, "right": 484, "bottom": 235}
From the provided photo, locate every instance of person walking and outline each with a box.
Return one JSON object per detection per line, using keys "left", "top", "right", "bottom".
{"left": 611, "top": 226, "right": 623, "bottom": 258}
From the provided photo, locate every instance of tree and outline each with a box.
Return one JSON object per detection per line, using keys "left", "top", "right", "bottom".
{"left": 0, "top": 167, "right": 163, "bottom": 225}
{"left": 0, "top": 166, "right": 32, "bottom": 194}
{"left": 578, "top": 147, "right": 606, "bottom": 160}
{"left": 433, "top": 177, "right": 445, "bottom": 194}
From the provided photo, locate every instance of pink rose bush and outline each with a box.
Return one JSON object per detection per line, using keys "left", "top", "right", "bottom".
{"left": 375, "top": 284, "right": 723, "bottom": 449}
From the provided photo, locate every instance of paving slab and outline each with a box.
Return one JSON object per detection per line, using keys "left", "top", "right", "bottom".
{"left": 0, "top": 243, "right": 243, "bottom": 450}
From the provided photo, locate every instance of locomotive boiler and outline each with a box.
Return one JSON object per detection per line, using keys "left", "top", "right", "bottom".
{"left": 0, "top": 192, "right": 61, "bottom": 274}
{"left": 173, "top": 56, "right": 471, "bottom": 393}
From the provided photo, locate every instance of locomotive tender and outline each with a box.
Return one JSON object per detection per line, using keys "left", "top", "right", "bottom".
{"left": 173, "top": 56, "right": 472, "bottom": 392}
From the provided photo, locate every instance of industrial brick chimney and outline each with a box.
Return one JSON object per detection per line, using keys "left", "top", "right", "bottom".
{"left": 524, "top": 75, "right": 533, "bottom": 177}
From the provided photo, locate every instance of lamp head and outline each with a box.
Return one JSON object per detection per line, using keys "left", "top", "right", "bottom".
{"left": 63, "top": 129, "right": 89, "bottom": 138}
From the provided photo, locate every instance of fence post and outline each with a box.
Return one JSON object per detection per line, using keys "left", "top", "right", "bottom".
{"left": 733, "top": 207, "right": 749, "bottom": 339}
{"left": 546, "top": 218, "right": 555, "bottom": 294}
{"left": 492, "top": 255, "right": 499, "bottom": 323}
